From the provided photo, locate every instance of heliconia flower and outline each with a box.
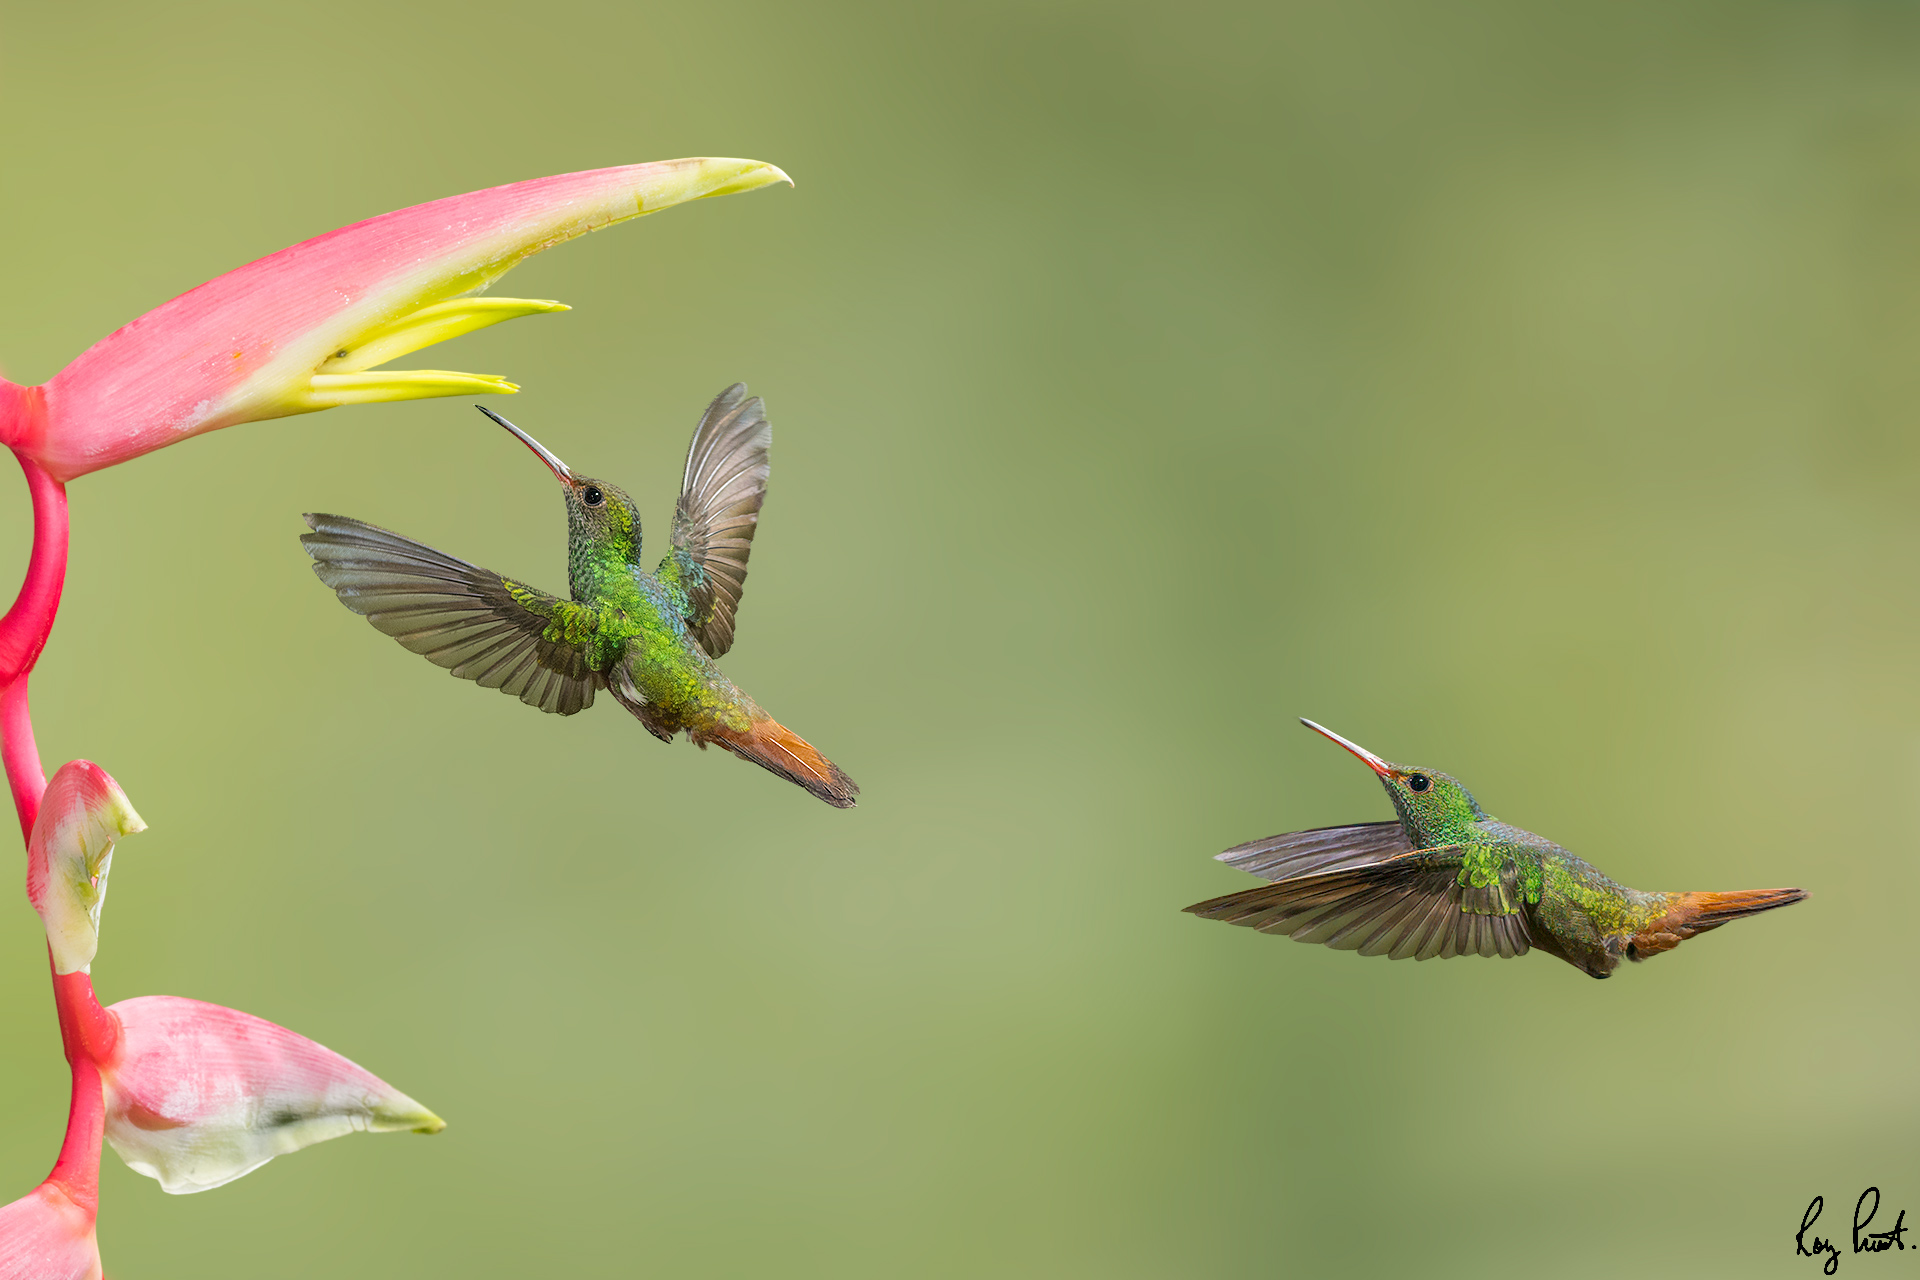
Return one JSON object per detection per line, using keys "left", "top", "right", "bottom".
{"left": 99, "top": 996, "right": 443, "bottom": 1194}
{"left": 8, "top": 757, "right": 442, "bottom": 1255}
{"left": 24, "top": 761, "right": 145, "bottom": 976}
{"left": 0, "top": 1183, "right": 99, "bottom": 1280}
{"left": 0, "top": 157, "right": 792, "bottom": 481}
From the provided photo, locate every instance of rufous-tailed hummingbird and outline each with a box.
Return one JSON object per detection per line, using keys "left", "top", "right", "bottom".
{"left": 301, "top": 384, "right": 858, "bottom": 807}
{"left": 1185, "top": 719, "right": 1802, "bottom": 977}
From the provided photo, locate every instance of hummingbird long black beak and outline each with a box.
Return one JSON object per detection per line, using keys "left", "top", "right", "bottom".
{"left": 1300, "top": 718, "right": 1394, "bottom": 779}
{"left": 475, "top": 405, "right": 572, "bottom": 483}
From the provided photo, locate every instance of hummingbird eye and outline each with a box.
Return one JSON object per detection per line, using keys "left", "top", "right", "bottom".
{"left": 1406, "top": 774, "right": 1432, "bottom": 793}
{"left": 582, "top": 486, "right": 604, "bottom": 507}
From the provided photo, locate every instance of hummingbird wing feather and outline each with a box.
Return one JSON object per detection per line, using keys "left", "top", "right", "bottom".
{"left": 1215, "top": 821, "right": 1414, "bottom": 880}
{"left": 301, "top": 513, "right": 603, "bottom": 716}
{"left": 1184, "top": 846, "right": 1532, "bottom": 961}
{"left": 658, "top": 383, "right": 771, "bottom": 659}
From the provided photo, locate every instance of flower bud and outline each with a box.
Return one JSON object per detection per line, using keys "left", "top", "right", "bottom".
{"left": 24, "top": 762, "right": 145, "bottom": 976}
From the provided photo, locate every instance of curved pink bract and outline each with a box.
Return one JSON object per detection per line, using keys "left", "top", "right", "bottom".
{"left": 0, "top": 1180, "right": 100, "bottom": 1280}
{"left": 14, "top": 158, "right": 788, "bottom": 480}
{"left": 101, "top": 996, "right": 439, "bottom": 1193}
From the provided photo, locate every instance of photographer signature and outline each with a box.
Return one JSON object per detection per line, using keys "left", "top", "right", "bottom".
{"left": 1797, "top": 1188, "right": 1908, "bottom": 1273}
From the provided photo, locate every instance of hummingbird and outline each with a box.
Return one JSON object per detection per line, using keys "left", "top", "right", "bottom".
{"left": 299, "top": 384, "right": 858, "bottom": 808}
{"left": 1185, "top": 719, "right": 1804, "bottom": 978}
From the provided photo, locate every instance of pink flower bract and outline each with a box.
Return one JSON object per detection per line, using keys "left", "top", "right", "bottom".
{"left": 1, "top": 157, "right": 791, "bottom": 481}
{"left": 101, "top": 996, "right": 443, "bottom": 1194}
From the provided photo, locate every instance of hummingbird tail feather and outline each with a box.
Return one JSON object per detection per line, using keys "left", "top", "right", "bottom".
{"left": 1628, "top": 887, "right": 1808, "bottom": 960}
{"left": 702, "top": 717, "right": 859, "bottom": 809}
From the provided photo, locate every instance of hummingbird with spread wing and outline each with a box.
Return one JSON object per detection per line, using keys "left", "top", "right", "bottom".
{"left": 1185, "top": 719, "right": 1802, "bottom": 978}
{"left": 300, "top": 384, "right": 858, "bottom": 808}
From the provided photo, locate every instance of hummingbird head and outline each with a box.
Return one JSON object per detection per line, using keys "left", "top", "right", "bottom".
{"left": 478, "top": 406, "right": 643, "bottom": 570}
{"left": 1300, "top": 719, "right": 1486, "bottom": 847}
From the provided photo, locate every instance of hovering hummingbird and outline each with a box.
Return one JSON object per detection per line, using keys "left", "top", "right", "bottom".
{"left": 300, "top": 384, "right": 858, "bottom": 808}
{"left": 1185, "top": 719, "right": 1803, "bottom": 978}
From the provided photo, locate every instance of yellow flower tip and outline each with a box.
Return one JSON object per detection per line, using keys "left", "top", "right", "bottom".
{"left": 110, "top": 799, "right": 147, "bottom": 838}
{"left": 635, "top": 158, "right": 796, "bottom": 212}
{"left": 306, "top": 369, "right": 518, "bottom": 409}
{"left": 368, "top": 1094, "right": 446, "bottom": 1135}
{"left": 719, "top": 160, "right": 793, "bottom": 195}
{"left": 324, "top": 297, "right": 570, "bottom": 375}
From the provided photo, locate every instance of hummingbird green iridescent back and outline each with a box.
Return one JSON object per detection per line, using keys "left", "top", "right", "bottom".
{"left": 1185, "top": 719, "right": 1804, "bottom": 978}
{"left": 299, "top": 384, "right": 858, "bottom": 808}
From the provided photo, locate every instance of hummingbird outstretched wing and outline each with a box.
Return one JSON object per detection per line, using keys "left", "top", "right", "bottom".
{"left": 301, "top": 513, "right": 603, "bottom": 716}
{"left": 1185, "top": 844, "right": 1533, "bottom": 961}
{"left": 1216, "top": 821, "right": 1414, "bottom": 880}
{"left": 657, "top": 383, "right": 771, "bottom": 659}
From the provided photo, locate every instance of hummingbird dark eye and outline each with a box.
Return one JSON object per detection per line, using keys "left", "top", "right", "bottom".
{"left": 583, "top": 486, "right": 604, "bottom": 507}
{"left": 1407, "top": 774, "right": 1432, "bottom": 793}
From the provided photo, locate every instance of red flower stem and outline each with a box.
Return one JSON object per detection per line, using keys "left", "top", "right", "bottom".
{"left": 0, "top": 678, "right": 44, "bottom": 844}
{"left": 45, "top": 971, "right": 109, "bottom": 1212}
{"left": 0, "top": 444, "right": 106, "bottom": 1208}
{"left": 0, "top": 447, "right": 67, "bottom": 840}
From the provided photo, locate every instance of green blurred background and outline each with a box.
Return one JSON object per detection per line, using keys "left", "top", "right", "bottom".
{"left": 0, "top": 1, "right": 1913, "bottom": 1275}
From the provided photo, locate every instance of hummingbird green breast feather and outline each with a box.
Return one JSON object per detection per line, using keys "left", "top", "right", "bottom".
{"left": 299, "top": 384, "right": 858, "bottom": 808}
{"left": 1184, "top": 719, "right": 1804, "bottom": 978}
